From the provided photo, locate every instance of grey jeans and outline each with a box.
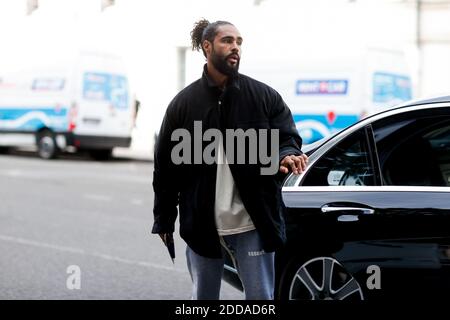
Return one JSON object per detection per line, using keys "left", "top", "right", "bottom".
{"left": 186, "top": 229, "right": 275, "bottom": 300}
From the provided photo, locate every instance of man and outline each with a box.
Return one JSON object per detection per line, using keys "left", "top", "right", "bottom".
{"left": 152, "top": 19, "right": 308, "bottom": 300}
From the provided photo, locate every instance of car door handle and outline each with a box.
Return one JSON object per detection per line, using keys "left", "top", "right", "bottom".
{"left": 321, "top": 205, "right": 375, "bottom": 215}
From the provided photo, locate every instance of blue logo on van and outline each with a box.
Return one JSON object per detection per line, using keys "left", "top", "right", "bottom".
{"left": 0, "top": 107, "right": 68, "bottom": 131}
{"left": 296, "top": 80, "right": 348, "bottom": 95}
{"left": 293, "top": 113, "right": 359, "bottom": 144}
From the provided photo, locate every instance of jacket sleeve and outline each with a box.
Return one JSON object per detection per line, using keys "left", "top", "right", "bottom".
{"left": 151, "top": 102, "right": 180, "bottom": 234}
{"left": 269, "top": 90, "right": 303, "bottom": 162}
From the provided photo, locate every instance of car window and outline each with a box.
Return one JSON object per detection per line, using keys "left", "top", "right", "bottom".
{"left": 302, "top": 128, "right": 376, "bottom": 186}
{"left": 373, "top": 113, "right": 450, "bottom": 187}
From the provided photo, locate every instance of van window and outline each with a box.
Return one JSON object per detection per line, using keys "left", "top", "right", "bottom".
{"left": 32, "top": 78, "right": 65, "bottom": 91}
{"left": 372, "top": 72, "right": 412, "bottom": 104}
{"left": 83, "top": 72, "right": 128, "bottom": 109}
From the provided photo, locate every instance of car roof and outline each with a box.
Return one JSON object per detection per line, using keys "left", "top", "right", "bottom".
{"left": 396, "top": 95, "right": 450, "bottom": 108}
{"left": 357, "top": 95, "right": 450, "bottom": 125}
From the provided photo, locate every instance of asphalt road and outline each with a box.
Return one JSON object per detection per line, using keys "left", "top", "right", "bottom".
{"left": 0, "top": 151, "right": 243, "bottom": 300}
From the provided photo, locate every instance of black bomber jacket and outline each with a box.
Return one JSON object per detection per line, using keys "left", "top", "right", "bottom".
{"left": 152, "top": 65, "right": 303, "bottom": 258}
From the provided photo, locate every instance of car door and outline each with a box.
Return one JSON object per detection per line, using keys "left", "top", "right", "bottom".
{"left": 282, "top": 105, "right": 450, "bottom": 299}
{"left": 370, "top": 106, "right": 450, "bottom": 297}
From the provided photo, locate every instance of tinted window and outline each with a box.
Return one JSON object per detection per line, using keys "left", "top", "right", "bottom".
{"left": 373, "top": 111, "right": 450, "bottom": 187}
{"left": 302, "top": 128, "right": 376, "bottom": 186}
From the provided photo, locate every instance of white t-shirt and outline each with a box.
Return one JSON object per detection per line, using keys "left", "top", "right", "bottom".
{"left": 215, "top": 137, "right": 255, "bottom": 236}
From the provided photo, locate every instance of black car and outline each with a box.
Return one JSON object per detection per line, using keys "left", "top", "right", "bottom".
{"left": 223, "top": 96, "right": 450, "bottom": 300}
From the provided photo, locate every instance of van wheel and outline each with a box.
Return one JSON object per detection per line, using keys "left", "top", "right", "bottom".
{"left": 89, "top": 149, "right": 113, "bottom": 161}
{"left": 37, "top": 131, "right": 58, "bottom": 159}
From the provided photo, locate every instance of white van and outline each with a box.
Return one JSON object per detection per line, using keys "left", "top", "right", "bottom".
{"left": 241, "top": 48, "right": 413, "bottom": 144}
{"left": 0, "top": 51, "right": 135, "bottom": 159}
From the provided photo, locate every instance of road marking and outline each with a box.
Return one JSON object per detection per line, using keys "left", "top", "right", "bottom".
{"left": 0, "top": 234, "right": 185, "bottom": 273}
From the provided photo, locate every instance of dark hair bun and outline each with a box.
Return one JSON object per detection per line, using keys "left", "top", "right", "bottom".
{"left": 190, "top": 19, "right": 210, "bottom": 51}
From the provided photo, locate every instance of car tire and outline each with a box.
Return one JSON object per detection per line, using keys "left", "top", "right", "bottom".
{"left": 88, "top": 149, "right": 113, "bottom": 161}
{"left": 0, "top": 147, "right": 10, "bottom": 154}
{"left": 278, "top": 256, "right": 364, "bottom": 300}
{"left": 37, "top": 131, "right": 58, "bottom": 159}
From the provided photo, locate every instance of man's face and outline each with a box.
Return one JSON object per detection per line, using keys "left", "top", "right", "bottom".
{"left": 207, "top": 24, "right": 243, "bottom": 77}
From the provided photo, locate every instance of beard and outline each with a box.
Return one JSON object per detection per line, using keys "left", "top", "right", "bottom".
{"left": 211, "top": 46, "right": 240, "bottom": 77}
